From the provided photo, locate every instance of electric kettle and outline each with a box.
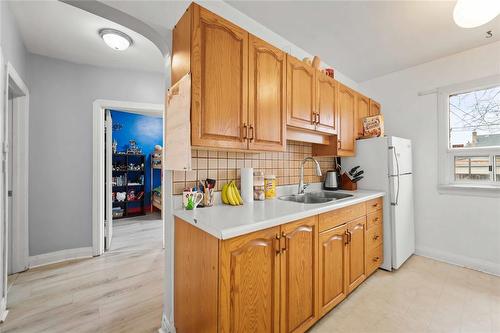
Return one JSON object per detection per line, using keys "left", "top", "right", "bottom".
{"left": 323, "top": 170, "right": 339, "bottom": 190}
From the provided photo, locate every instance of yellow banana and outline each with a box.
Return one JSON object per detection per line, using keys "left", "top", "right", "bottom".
{"left": 226, "top": 183, "right": 238, "bottom": 205}
{"left": 221, "top": 183, "right": 229, "bottom": 204}
{"left": 231, "top": 181, "right": 243, "bottom": 205}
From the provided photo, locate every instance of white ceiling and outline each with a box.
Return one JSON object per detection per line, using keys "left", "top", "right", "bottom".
{"left": 9, "top": 0, "right": 164, "bottom": 73}
{"left": 227, "top": 1, "right": 500, "bottom": 82}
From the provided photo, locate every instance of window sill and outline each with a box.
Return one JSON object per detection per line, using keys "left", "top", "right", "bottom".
{"left": 438, "top": 184, "right": 500, "bottom": 197}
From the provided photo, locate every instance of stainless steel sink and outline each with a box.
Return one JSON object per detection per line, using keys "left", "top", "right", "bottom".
{"left": 278, "top": 191, "right": 353, "bottom": 204}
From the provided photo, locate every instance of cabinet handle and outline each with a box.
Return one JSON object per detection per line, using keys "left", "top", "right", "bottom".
{"left": 344, "top": 231, "right": 349, "bottom": 245}
{"left": 281, "top": 231, "right": 287, "bottom": 252}
{"left": 311, "top": 113, "right": 316, "bottom": 125}
{"left": 317, "top": 113, "right": 321, "bottom": 125}
{"left": 374, "top": 217, "right": 379, "bottom": 222}
{"left": 274, "top": 234, "right": 281, "bottom": 255}
{"left": 243, "top": 123, "right": 248, "bottom": 140}
{"left": 373, "top": 256, "right": 380, "bottom": 262}
{"left": 346, "top": 231, "right": 351, "bottom": 244}
{"left": 373, "top": 235, "right": 379, "bottom": 240}
{"left": 249, "top": 125, "right": 254, "bottom": 142}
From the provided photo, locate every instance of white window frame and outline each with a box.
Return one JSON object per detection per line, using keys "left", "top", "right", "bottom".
{"left": 437, "top": 75, "right": 500, "bottom": 196}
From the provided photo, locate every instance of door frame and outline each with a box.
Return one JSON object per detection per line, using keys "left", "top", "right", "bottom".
{"left": 1, "top": 61, "right": 29, "bottom": 320}
{"left": 92, "top": 100, "right": 164, "bottom": 256}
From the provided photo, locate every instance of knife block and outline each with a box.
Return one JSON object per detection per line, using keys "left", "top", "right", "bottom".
{"left": 341, "top": 173, "right": 357, "bottom": 191}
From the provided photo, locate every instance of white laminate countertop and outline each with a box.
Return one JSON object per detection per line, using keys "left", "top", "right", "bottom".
{"left": 173, "top": 189, "right": 385, "bottom": 240}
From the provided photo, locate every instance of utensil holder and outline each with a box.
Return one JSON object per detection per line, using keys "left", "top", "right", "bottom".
{"left": 341, "top": 173, "right": 357, "bottom": 191}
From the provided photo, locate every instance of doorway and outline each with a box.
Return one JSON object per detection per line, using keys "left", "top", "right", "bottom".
{"left": 1, "top": 62, "right": 29, "bottom": 320}
{"left": 92, "top": 100, "right": 164, "bottom": 256}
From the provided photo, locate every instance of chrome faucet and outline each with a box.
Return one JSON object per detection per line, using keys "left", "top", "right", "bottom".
{"left": 298, "top": 157, "right": 322, "bottom": 194}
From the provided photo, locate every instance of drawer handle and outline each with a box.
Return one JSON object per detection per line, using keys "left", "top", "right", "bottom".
{"left": 373, "top": 256, "right": 380, "bottom": 262}
{"left": 374, "top": 217, "right": 379, "bottom": 222}
{"left": 372, "top": 203, "right": 379, "bottom": 208}
{"left": 373, "top": 235, "right": 379, "bottom": 240}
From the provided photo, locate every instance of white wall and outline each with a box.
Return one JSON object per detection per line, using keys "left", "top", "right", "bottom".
{"left": 198, "top": 1, "right": 359, "bottom": 89}
{"left": 358, "top": 41, "right": 500, "bottom": 275}
{"left": 27, "top": 53, "right": 164, "bottom": 256}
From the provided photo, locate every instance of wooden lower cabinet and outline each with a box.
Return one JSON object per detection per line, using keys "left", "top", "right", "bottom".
{"left": 319, "top": 224, "right": 347, "bottom": 316}
{"left": 220, "top": 226, "right": 281, "bottom": 333}
{"left": 174, "top": 198, "right": 383, "bottom": 333}
{"left": 280, "top": 217, "right": 319, "bottom": 333}
{"left": 347, "top": 217, "right": 367, "bottom": 293}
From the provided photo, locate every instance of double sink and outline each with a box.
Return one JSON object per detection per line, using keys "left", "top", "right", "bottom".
{"left": 279, "top": 191, "right": 353, "bottom": 204}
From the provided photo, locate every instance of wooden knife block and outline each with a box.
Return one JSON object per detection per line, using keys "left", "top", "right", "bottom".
{"left": 341, "top": 173, "right": 357, "bottom": 191}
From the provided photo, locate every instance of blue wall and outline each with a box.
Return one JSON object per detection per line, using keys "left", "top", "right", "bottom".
{"left": 110, "top": 110, "right": 163, "bottom": 207}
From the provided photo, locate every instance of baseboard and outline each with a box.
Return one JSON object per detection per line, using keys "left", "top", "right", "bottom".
{"left": 0, "top": 297, "right": 8, "bottom": 323}
{"left": 29, "top": 247, "right": 94, "bottom": 268}
{"left": 416, "top": 246, "right": 500, "bottom": 277}
{"left": 159, "top": 313, "right": 176, "bottom": 333}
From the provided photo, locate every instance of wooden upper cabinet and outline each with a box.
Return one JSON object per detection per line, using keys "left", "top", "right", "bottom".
{"left": 347, "top": 217, "right": 366, "bottom": 293}
{"left": 191, "top": 5, "right": 248, "bottom": 150}
{"left": 280, "top": 216, "right": 319, "bottom": 333}
{"left": 220, "top": 226, "right": 280, "bottom": 333}
{"left": 248, "top": 35, "right": 287, "bottom": 151}
{"left": 369, "top": 99, "right": 381, "bottom": 116}
{"left": 319, "top": 224, "right": 347, "bottom": 316}
{"left": 286, "top": 55, "right": 316, "bottom": 132}
{"left": 315, "top": 71, "right": 337, "bottom": 134}
{"left": 356, "top": 94, "right": 370, "bottom": 138}
{"left": 337, "top": 83, "right": 357, "bottom": 156}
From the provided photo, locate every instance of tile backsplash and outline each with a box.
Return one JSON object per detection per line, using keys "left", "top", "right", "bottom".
{"left": 173, "top": 141, "right": 336, "bottom": 194}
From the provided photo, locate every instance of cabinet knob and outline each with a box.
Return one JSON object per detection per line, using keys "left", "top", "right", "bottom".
{"left": 373, "top": 235, "right": 379, "bottom": 240}
{"left": 373, "top": 256, "right": 379, "bottom": 262}
{"left": 374, "top": 217, "right": 379, "bottom": 222}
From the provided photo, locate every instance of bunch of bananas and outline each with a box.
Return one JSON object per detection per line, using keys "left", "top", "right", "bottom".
{"left": 221, "top": 181, "right": 244, "bottom": 206}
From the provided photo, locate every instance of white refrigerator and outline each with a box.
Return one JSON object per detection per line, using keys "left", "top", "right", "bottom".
{"left": 343, "top": 136, "right": 415, "bottom": 270}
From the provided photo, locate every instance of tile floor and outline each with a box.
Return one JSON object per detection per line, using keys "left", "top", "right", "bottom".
{"left": 310, "top": 255, "right": 500, "bottom": 333}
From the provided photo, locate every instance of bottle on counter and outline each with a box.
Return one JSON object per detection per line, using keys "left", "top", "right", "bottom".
{"left": 264, "top": 174, "right": 276, "bottom": 199}
{"left": 253, "top": 171, "right": 265, "bottom": 201}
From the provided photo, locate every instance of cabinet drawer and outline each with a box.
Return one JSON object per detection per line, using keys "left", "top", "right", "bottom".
{"left": 366, "top": 244, "right": 383, "bottom": 276}
{"left": 319, "top": 202, "right": 366, "bottom": 232}
{"left": 366, "top": 223, "right": 382, "bottom": 250}
{"left": 366, "top": 197, "right": 383, "bottom": 214}
{"left": 366, "top": 210, "right": 383, "bottom": 230}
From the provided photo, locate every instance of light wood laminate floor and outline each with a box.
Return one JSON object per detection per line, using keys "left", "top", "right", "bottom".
{"left": 2, "top": 214, "right": 164, "bottom": 333}
{"left": 2, "top": 214, "right": 499, "bottom": 333}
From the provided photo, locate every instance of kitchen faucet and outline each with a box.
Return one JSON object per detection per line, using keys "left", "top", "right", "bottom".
{"left": 298, "top": 157, "right": 322, "bottom": 194}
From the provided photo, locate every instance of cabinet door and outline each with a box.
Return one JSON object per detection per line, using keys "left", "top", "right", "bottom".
{"left": 356, "top": 94, "right": 370, "bottom": 138}
{"left": 316, "top": 71, "right": 336, "bottom": 134}
{"left": 220, "top": 227, "right": 280, "bottom": 333}
{"left": 319, "top": 224, "right": 348, "bottom": 316}
{"left": 248, "top": 35, "right": 286, "bottom": 151}
{"left": 191, "top": 6, "right": 248, "bottom": 150}
{"left": 280, "top": 216, "right": 318, "bottom": 333}
{"left": 337, "top": 83, "right": 357, "bottom": 156}
{"left": 286, "top": 55, "right": 316, "bottom": 131}
{"left": 369, "top": 99, "right": 381, "bottom": 116}
{"left": 347, "top": 217, "right": 366, "bottom": 293}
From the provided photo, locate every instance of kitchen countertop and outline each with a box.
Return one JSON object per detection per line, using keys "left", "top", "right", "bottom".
{"left": 174, "top": 189, "right": 385, "bottom": 240}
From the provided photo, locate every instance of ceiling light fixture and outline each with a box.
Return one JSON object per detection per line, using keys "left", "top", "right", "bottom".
{"left": 453, "top": 0, "right": 500, "bottom": 28}
{"left": 99, "top": 28, "right": 133, "bottom": 51}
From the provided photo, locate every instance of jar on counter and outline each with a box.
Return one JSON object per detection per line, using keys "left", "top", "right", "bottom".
{"left": 264, "top": 175, "right": 276, "bottom": 199}
{"left": 253, "top": 171, "right": 265, "bottom": 201}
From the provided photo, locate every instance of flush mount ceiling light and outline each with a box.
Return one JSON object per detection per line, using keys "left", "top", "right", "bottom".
{"left": 453, "top": 0, "right": 500, "bottom": 28}
{"left": 99, "top": 28, "right": 133, "bottom": 51}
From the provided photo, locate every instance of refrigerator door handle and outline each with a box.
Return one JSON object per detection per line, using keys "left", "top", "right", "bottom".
{"left": 389, "top": 146, "right": 400, "bottom": 206}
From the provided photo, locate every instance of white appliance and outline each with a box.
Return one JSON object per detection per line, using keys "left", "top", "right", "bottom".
{"left": 343, "top": 136, "right": 415, "bottom": 270}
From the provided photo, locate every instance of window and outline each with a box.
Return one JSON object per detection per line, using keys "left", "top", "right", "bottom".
{"left": 438, "top": 76, "right": 500, "bottom": 191}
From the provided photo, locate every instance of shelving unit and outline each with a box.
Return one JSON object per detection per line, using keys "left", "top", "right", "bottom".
{"left": 150, "top": 153, "right": 162, "bottom": 212}
{"left": 112, "top": 153, "right": 146, "bottom": 219}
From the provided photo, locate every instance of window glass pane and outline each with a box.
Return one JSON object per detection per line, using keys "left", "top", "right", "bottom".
{"left": 454, "top": 156, "right": 491, "bottom": 181}
{"left": 449, "top": 85, "right": 500, "bottom": 148}
{"left": 496, "top": 156, "right": 500, "bottom": 182}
